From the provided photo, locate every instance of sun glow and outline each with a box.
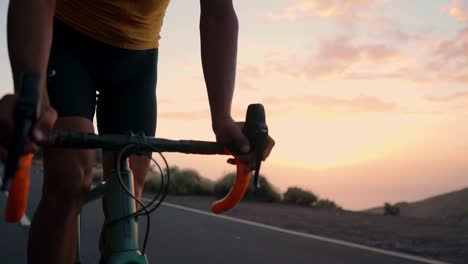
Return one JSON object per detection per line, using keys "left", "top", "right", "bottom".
{"left": 267, "top": 111, "right": 424, "bottom": 170}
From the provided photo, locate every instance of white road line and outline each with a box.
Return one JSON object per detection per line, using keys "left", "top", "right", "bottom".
{"left": 145, "top": 199, "right": 450, "bottom": 264}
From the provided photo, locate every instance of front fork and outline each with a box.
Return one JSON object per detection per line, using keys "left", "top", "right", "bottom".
{"left": 76, "top": 158, "right": 148, "bottom": 264}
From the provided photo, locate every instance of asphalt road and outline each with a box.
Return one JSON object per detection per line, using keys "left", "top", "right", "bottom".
{"left": 0, "top": 166, "right": 447, "bottom": 264}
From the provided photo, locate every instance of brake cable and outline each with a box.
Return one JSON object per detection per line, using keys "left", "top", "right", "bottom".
{"left": 107, "top": 144, "right": 170, "bottom": 255}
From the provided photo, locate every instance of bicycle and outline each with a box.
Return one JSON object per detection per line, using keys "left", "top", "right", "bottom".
{"left": 0, "top": 74, "right": 269, "bottom": 263}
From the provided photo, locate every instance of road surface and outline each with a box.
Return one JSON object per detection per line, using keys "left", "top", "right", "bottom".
{"left": 0, "top": 166, "right": 448, "bottom": 264}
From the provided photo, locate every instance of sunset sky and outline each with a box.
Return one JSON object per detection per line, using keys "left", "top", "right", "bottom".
{"left": 1, "top": 0, "right": 468, "bottom": 210}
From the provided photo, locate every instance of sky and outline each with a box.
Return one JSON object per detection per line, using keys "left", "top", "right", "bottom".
{"left": 1, "top": 0, "right": 468, "bottom": 210}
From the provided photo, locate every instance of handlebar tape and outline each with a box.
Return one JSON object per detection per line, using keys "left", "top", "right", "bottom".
{"left": 211, "top": 162, "right": 251, "bottom": 214}
{"left": 5, "top": 153, "right": 33, "bottom": 223}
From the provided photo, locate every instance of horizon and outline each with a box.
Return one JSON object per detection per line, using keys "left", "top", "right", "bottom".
{"left": 1, "top": 1, "right": 468, "bottom": 210}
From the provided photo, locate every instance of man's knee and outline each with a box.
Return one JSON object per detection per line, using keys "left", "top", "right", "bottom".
{"left": 42, "top": 148, "right": 95, "bottom": 210}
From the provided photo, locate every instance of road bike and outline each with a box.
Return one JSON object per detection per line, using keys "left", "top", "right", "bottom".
{"left": 0, "top": 74, "right": 269, "bottom": 263}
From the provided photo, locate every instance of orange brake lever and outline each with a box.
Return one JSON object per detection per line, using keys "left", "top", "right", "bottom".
{"left": 211, "top": 162, "right": 250, "bottom": 214}
{"left": 5, "top": 153, "right": 33, "bottom": 223}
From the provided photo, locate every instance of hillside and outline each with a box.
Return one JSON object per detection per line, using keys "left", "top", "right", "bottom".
{"left": 365, "top": 187, "right": 468, "bottom": 220}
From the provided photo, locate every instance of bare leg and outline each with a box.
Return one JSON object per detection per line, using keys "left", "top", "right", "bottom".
{"left": 27, "top": 117, "right": 95, "bottom": 264}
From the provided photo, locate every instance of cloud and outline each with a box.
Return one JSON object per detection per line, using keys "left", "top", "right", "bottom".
{"left": 315, "top": 37, "right": 401, "bottom": 63}
{"left": 158, "top": 110, "right": 209, "bottom": 120}
{"left": 265, "top": 94, "right": 396, "bottom": 113}
{"left": 425, "top": 91, "right": 468, "bottom": 103}
{"left": 257, "top": 24, "right": 468, "bottom": 84}
{"left": 238, "top": 64, "right": 263, "bottom": 79}
{"left": 433, "top": 27, "right": 468, "bottom": 60}
{"left": 369, "top": 17, "right": 426, "bottom": 44}
{"left": 265, "top": 37, "right": 404, "bottom": 79}
{"left": 265, "top": 0, "right": 382, "bottom": 22}
{"left": 442, "top": 0, "right": 468, "bottom": 22}
{"left": 234, "top": 64, "right": 264, "bottom": 91}
{"left": 423, "top": 27, "right": 468, "bottom": 82}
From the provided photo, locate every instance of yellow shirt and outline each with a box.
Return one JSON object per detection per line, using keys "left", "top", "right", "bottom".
{"left": 56, "top": 0, "right": 171, "bottom": 50}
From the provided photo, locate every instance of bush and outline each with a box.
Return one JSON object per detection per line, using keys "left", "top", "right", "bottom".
{"left": 283, "top": 187, "right": 318, "bottom": 206}
{"left": 168, "top": 167, "right": 214, "bottom": 195}
{"left": 384, "top": 202, "right": 400, "bottom": 216}
{"left": 315, "top": 199, "right": 341, "bottom": 210}
{"left": 144, "top": 166, "right": 214, "bottom": 196}
{"left": 143, "top": 173, "right": 162, "bottom": 193}
{"left": 213, "top": 173, "right": 281, "bottom": 203}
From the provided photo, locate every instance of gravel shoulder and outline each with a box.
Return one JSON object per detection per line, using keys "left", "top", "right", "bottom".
{"left": 161, "top": 195, "right": 468, "bottom": 264}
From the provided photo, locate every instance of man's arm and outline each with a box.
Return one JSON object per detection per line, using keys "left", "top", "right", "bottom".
{"left": 8, "top": 0, "right": 55, "bottom": 105}
{"left": 199, "top": 0, "right": 239, "bottom": 133}
{"left": 0, "top": 0, "right": 57, "bottom": 158}
{"left": 199, "top": 1, "right": 274, "bottom": 168}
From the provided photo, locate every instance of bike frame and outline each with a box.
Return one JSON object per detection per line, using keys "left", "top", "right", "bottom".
{"left": 76, "top": 157, "right": 147, "bottom": 264}
{"left": 104, "top": 162, "right": 146, "bottom": 263}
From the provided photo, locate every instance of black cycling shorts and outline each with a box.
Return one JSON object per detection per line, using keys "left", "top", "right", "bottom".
{"left": 47, "top": 18, "right": 157, "bottom": 137}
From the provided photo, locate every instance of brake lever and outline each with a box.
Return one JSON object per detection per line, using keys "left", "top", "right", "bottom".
{"left": 242, "top": 104, "right": 268, "bottom": 190}
{"left": 253, "top": 131, "right": 267, "bottom": 189}
{"left": 2, "top": 73, "right": 39, "bottom": 191}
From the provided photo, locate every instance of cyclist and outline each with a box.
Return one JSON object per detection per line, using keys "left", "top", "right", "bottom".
{"left": 0, "top": 0, "right": 275, "bottom": 263}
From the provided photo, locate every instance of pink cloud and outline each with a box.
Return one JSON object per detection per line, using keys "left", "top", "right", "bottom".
{"left": 258, "top": 25, "right": 468, "bottom": 84}
{"left": 265, "top": 37, "right": 403, "bottom": 79}
{"left": 159, "top": 110, "right": 209, "bottom": 120}
{"left": 424, "top": 27, "right": 468, "bottom": 82}
{"left": 433, "top": 28, "right": 468, "bottom": 60}
{"left": 315, "top": 37, "right": 401, "bottom": 63}
{"left": 425, "top": 91, "right": 468, "bottom": 103}
{"left": 265, "top": 0, "right": 382, "bottom": 22}
{"left": 265, "top": 94, "right": 396, "bottom": 113}
{"left": 238, "top": 64, "right": 263, "bottom": 79}
{"left": 234, "top": 64, "right": 264, "bottom": 91}
{"left": 369, "top": 17, "right": 426, "bottom": 44}
{"left": 442, "top": 0, "right": 468, "bottom": 22}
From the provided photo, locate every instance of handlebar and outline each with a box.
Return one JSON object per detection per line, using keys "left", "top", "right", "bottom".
{"left": 2, "top": 79, "right": 269, "bottom": 220}
{"left": 39, "top": 104, "right": 268, "bottom": 214}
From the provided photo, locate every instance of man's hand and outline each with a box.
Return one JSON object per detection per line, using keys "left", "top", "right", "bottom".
{"left": 213, "top": 117, "right": 275, "bottom": 172}
{"left": 0, "top": 94, "right": 57, "bottom": 162}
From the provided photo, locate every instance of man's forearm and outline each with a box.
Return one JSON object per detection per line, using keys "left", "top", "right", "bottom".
{"left": 200, "top": 4, "right": 239, "bottom": 128}
{"left": 8, "top": 0, "right": 55, "bottom": 105}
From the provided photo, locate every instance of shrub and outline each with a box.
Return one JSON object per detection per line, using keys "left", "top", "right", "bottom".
{"left": 315, "top": 199, "right": 341, "bottom": 210}
{"left": 144, "top": 166, "right": 214, "bottom": 196}
{"left": 143, "top": 173, "right": 162, "bottom": 193}
{"left": 213, "top": 173, "right": 281, "bottom": 203}
{"left": 384, "top": 202, "right": 400, "bottom": 216}
{"left": 168, "top": 167, "right": 213, "bottom": 195}
{"left": 283, "top": 187, "right": 318, "bottom": 206}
